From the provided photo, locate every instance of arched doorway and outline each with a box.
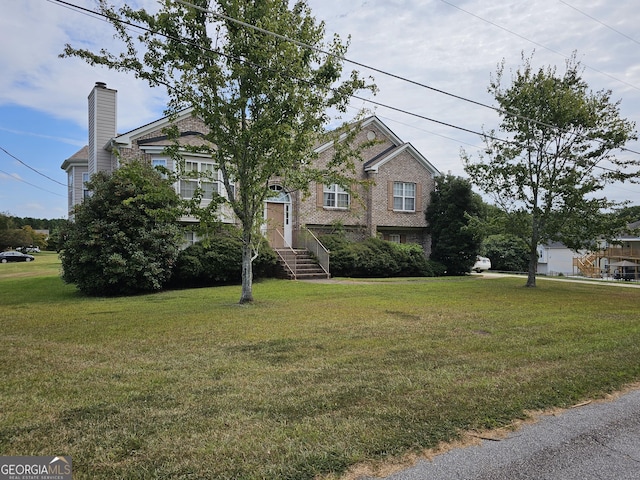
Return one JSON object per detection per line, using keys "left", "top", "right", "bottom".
{"left": 264, "top": 185, "right": 292, "bottom": 248}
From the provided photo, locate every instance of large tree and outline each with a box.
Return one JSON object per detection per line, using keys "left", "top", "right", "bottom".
{"left": 425, "top": 174, "right": 484, "bottom": 275}
{"left": 62, "top": 0, "right": 374, "bottom": 303}
{"left": 464, "top": 54, "right": 638, "bottom": 287}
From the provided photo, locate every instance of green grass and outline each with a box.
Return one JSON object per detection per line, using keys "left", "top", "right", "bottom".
{"left": 1, "top": 256, "right": 640, "bottom": 479}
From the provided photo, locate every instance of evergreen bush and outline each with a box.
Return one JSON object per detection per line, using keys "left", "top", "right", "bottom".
{"left": 320, "top": 233, "right": 438, "bottom": 278}
{"left": 169, "top": 227, "right": 277, "bottom": 288}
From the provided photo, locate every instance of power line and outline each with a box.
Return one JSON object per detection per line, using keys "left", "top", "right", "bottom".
{"left": 47, "top": 0, "right": 502, "bottom": 140}
{"left": 172, "top": 0, "right": 504, "bottom": 115}
{"left": 48, "top": 0, "right": 640, "bottom": 157}
{"left": 0, "top": 146, "right": 67, "bottom": 186}
{"left": 558, "top": 0, "right": 640, "bottom": 46}
{"left": 0, "top": 169, "right": 65, "bottom": 197}
{"left": 351, "top": 95, "right": 506, "bottom": 143}
{"left": 172, "top": 0, "right": 640, "bottom": 155}
{"left": 438, "top": 0, "right": 640, "bottom": 93}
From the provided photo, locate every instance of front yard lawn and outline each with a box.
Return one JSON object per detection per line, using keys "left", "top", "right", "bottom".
{"left": 1, "top": 258, "right": 639, "bottom": 479}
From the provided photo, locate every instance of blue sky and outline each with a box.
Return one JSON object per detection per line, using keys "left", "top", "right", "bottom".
{"left": 1, "top": 0, "right": 639, "bottom": 219}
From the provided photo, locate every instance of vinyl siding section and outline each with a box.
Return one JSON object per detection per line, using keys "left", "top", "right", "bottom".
{"left": 88, "top": 84, "right": 117, "bottom": 175}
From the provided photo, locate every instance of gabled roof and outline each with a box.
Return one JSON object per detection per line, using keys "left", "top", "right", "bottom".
{"left": 614, "top": 220, "right": 640, "bottom": 241}
{"left": 364, "top": 142, "right": 439, "bottom": 175}
{"left": 111, "top": 107, "right": 196, "bottom": 149}
{"left": 60, "top": 145, "right": 89, "bottom": 170}
{"left": 361, "top": 116, "right": 439, "bottom": 175}
{"left": 314, "top": 115, "right": 439, "bottom": 176}
{"left": 360, "top": 116, "right": 404, "bottom": 146}
{"left": 314, "top": 115, "right": 403, "bottom": 154}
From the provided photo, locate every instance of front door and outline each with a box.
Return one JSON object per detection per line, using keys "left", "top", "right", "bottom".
{"left": 266, "top": 202, "right": 286, "bottom": 248}
{"left": 264, "top": 186, "right": 292, "bottom": 248}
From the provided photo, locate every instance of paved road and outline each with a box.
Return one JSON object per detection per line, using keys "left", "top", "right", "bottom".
{"left": 480, "top": 271, "right": 640, "bottom": 289}
{"left": 365, "top": 387, "right": 640, "bottom": 480}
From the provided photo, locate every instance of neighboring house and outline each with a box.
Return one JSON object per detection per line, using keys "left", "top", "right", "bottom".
{"left": 61, "top": 82, "right": 440, "bottom": 256}
{"left": 537, "top": 242, "right": 586, "bottom": 276}
{"left": 573, "top": 220, "right": 640, "bottom": 280}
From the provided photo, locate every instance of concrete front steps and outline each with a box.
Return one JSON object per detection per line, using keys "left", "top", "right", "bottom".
{"left": 275, "top": 249, "right": 329, "bottom": 280}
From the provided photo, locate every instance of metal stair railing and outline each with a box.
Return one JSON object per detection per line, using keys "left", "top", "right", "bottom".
{"left": 298, "top": 226, "right": 330, "bottom": 278}
{"left": 273, "top": 229, "right": 299, "bottom": 279}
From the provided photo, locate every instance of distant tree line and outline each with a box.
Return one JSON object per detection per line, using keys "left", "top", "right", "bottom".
{"left": 0, "top": 213, "right": 69, "bottom": 251}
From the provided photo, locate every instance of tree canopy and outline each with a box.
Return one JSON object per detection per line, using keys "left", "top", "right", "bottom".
{"left": 464, "top": 53, "right": 638, "bottom": 287}
{"left": 60, "top": 161, "right": 183, "bottom": 296}
{"left": 62, "top": 0, "right": 375, "bottom": 303}
{"left": 425, "top": 174, "right": 484, "bottom": 275}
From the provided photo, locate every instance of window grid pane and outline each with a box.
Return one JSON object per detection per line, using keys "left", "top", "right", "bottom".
{"left": 324, "top": 192, "right": 335, "bottom": 207}
{"left": 201, "top": 181, "right": 218, "bottom": 200}
{"left": 180, "top": 179, "right": 197, "bottom": 198}
{"left": 404, "top": 183, "right": 415, "bottom": 197}
{"left": 393, "top": 182, "right": 416, "bottom": 212}
{"left": 404, "top": 198, "right": 415, "bottom": 211}
{"left": 324, "top": 184, "right": 349, "bottom": 208}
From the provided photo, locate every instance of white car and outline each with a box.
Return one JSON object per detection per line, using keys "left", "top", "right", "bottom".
{"left": 472, "top": 256, "right": 491, "bottom": 273}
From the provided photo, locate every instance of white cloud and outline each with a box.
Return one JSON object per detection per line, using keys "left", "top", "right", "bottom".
{"left": 1, "top": 0, "right": 638, "bottom": 217}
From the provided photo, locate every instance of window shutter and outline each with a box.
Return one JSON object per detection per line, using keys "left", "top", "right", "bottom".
{"left": 316, "top": 182, "right": 324, "bottom": 208}
{"left": 415, "top": 183, "right": 423, "bottom": 212}
{"left": 388, "top": 181, "right": 394, "bottom": 211}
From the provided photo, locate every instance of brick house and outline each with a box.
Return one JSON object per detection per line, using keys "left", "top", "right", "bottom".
{"left": 61, "top": 82, "right": 440, "bottom": 259}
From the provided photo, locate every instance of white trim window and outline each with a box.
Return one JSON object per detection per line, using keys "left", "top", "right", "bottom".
{"left": 152, "top": 158, "right": 167, "bottom": 177}
{"left": 179, "top": 160, "right": 218, "bottom": 200}
{"left": 82, "top": 172, "right": 91, "bottom": 199}
{"left": 393, "top": 182, "right": 416, "bottom": 212}
{"left": 323, "top": 184, "right": 350, "bottom": 209}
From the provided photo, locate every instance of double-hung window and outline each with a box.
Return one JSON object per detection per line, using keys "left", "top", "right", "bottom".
{"left": 199, "top": 162, "right": 217, "bottom": 200}
{"left": 393, "top": 182, "right": 416, "bottom": 212}
{"left": 179, "top": 161, "right": 218, "bottom": 200}
{"left": 323, "top": 184, "right": 350, "bottom": 209}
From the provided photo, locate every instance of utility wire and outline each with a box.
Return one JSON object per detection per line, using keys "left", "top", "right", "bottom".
{"left": 0, "top": 146, "right": 67, "bottom": 186}
{"left": 558, "top": 0, "right": 640, "bottom": 46}
{"left": 0, "top": 168, "right": 65, "bottom": 197}
{"left": 173, "top": 0, "right": 503, "bottom": 115}
{"left": 172, "top": 0, "right": 640, "bottom": 155}
{"left": 49, "top": 0, "right": 506, "bottom": 143}
{"left": 438, "top": 0, "right": 640, "bottom": 92}
{"left": 48, "top": 0, "right": 640, "bottom": 158}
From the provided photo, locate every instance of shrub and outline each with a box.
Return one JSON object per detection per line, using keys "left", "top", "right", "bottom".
{"left": 169, "top": 227, "right": 277, "bottom": 288}
{"left": 320, "top": 233, "right": 437, "bottom": 278}
{"left": 60, "top": 161, "right": 182, "bottom": 296}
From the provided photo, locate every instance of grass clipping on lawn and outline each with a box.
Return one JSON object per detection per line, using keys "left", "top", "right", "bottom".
{"left": 1, "top": 259, "right": 640, "bottom": 479}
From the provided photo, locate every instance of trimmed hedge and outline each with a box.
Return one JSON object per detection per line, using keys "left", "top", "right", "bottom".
{"left": 320, "top": 234, "right": 441, "bottom": 278}
{"left": 168, "top": 227, "right": 278, "bottom": 288}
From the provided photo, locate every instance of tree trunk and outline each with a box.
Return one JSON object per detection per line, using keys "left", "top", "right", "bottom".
{"left": 239, "top": 239, "right": 254, "bottom": 304}
{"left": 526, "top": 212, "right": 541, "bottom": 288}
{"left": 526, "top": 247, "right": 537, "bottom": 287}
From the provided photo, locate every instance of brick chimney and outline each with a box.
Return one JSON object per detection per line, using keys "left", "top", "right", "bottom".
{"left": 88, "top": 82, "right": 117, "bottom": 175}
